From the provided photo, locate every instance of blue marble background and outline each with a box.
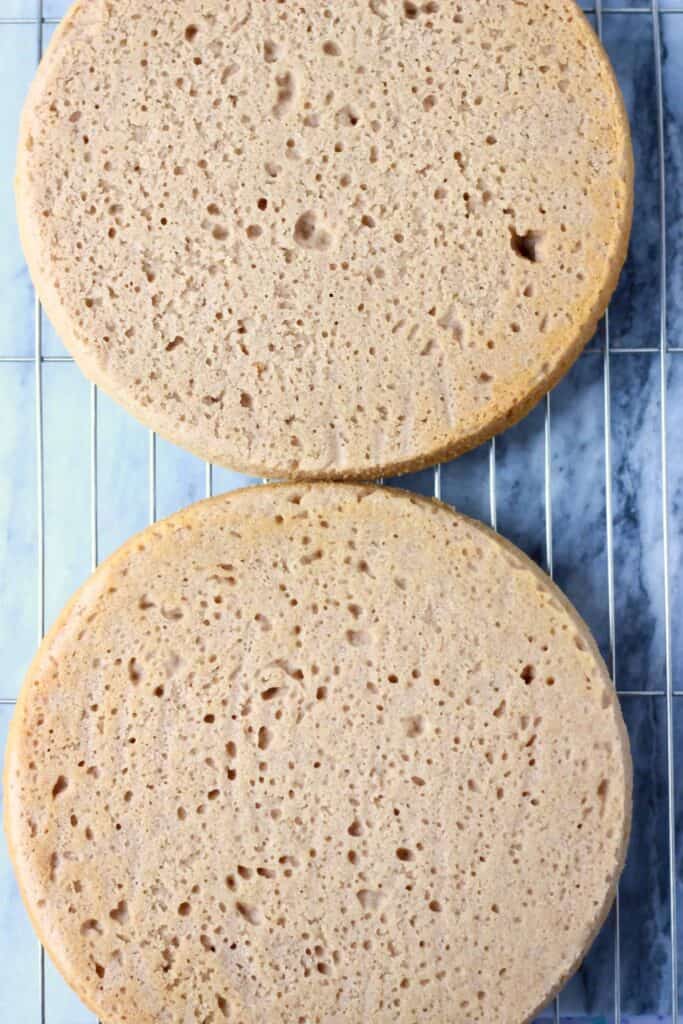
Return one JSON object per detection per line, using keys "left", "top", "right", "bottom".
{"left": 0, "top": 2, "right": 682, "bottom": 1022}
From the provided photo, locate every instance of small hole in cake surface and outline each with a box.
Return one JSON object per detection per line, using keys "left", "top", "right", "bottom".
{"left": 264, "top": 40, "right": 281, "bottom": 63}
{"left": 52, "top": 775, "right": 68, "bottom": 799}
{"left": 235, "top": 901, "right": 262, "bottom": 925}
{"left": 109, "top": 900, "right": 128, "bottom": 924}
{"left": 294, "top": 211, "right": 331, "bottom": 251}
{"left": 510, "top": 227, "right": 544, "bottom": 263}
{"left": 396, "top": 847, "right": 414, "bottom": 862}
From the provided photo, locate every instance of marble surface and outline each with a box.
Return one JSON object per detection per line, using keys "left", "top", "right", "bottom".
{"left": 1, "top": 4, "right": 682, "bottom": 1023}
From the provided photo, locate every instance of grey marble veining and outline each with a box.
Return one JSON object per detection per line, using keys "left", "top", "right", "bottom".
{"left": 605, "top": 12, "right": 662, "bottom": 350}
{"left": 0, "top": 4, "right": 682, "bottom": 1023}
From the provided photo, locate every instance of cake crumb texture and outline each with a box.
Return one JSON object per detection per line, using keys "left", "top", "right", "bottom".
{"left": 5, "top": 484, "right": 631, "bottom": 1024}
{"left": 16, "top": 0, "right": 632, "bottom": 478}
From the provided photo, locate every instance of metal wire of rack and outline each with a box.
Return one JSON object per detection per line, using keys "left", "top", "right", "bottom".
{"left": 0, "top": 1, "right": 680, "bottom": 1022}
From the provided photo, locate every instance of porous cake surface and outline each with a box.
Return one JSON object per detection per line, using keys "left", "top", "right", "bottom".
{"left": 17, "top": 0, "right": 632, "bottom": 479}
{"left": 5, "top": 484, "right": 631, "bottom": 1024}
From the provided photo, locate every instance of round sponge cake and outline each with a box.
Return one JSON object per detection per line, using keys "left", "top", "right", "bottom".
{"left": 5, "top": 484, "right": 631, "bottom": 1024}
{"left": 17, "top": 0, "right": 632, "bottom": 479}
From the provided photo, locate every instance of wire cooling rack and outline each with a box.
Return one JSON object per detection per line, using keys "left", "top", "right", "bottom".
{"left": 0, "top": 1, "right": 681, "bottom": 1022}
